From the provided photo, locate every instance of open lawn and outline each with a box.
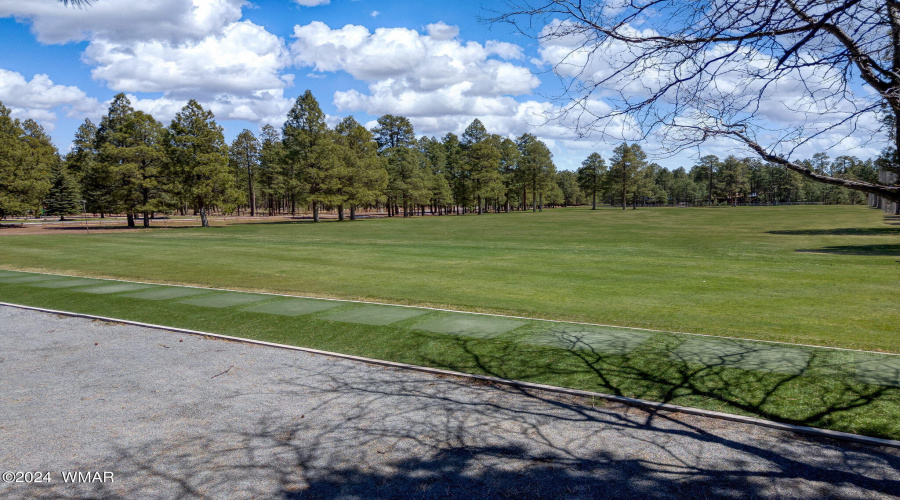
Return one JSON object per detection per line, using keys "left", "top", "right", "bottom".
{"left": 1, "top": 205, "right": 897, "bottom": 351}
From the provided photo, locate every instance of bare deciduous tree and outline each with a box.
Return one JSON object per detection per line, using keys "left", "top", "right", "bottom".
{"left": 492, "top": 0, "right": 900, "bottom": 203}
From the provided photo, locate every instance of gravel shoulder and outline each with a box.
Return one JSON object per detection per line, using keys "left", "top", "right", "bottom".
{"left": 1, "top": 305, "right": 898, "bottom": 499}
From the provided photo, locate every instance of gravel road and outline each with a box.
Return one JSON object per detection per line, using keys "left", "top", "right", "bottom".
{"left": 0, "top": 305, "right": 898, "bottom": 499}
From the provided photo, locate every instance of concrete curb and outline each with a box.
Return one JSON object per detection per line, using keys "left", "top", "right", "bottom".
{"left": 2, "top": 301, "right": 899, "bottom": 450}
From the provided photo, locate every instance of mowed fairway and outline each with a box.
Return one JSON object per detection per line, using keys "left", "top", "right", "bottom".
{"left": 1, "top": 205, "right": 898, "bottom": 352}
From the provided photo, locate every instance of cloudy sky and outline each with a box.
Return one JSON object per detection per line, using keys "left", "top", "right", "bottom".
{"left": 0, "top": 0, "right": 887, "bottom": 170}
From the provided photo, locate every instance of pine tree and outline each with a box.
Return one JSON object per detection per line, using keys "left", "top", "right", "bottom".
{"left": 257, "top": 125, "right": 285, "bottom": 215}
{"left": 0, "top": 105, "right": 55, "bottom": 219}
{"left": 45, "top": 166, "right": 82, "bottom": 220}
{"left": 96, "top": 94, "right": 168, "bottom": 227}
{"left": 229, "top": 130, "right": 260, "bottom": 216}
{"left": 466, "top": 135, "right": 503, "bottom": 214}
{"left": 577, "top": 153, "right": 607, "bottom": 210}
{"left": 283, "top": 90, "right": 332, "bottom": 222}
{"left": 373, "top": 114, "right": 417, "bottom": 216}
{"left": 166, "top": 100, "right": 239, "bottom": 227}
{"left": 334, "top": 116, "right": 388, "bottom": 221}
{"left": 609, "top": 143, "right": 648, "bottom": 210}
{"left": 516, "top": 134, "right": 554, "bottom": 212}
{"left": 442, "top": 133, "right": 466, "bottom": 214}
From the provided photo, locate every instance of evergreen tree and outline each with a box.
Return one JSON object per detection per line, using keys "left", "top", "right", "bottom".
{"left": 229, "top": 130, "right": 261, "bottom": 216}
{"left": 609, "top": 143, "right": 648, "bottom": 209}
{"left": 577, "top": 152, "right": 606, "bottom": 210}
{"left": 335, "top": 116, "right": 388, "bottom": 220}
{"left": 96, "top": 95, "right": 168, "bottom": 227}
{"left": 71, "top": 117, "right": 115, "bottom": 217}
{"left": 166, "top": 100, "right": 239, "bottom": 227}
{"left": 257, "top": 124, "right": 285, "bottom": 215}
{"left": 283, "top": 90, "right": 333, "bottom": 222}
{"left": 18, "top": 119, "right": 58, "bottom": 217}
{"left": 0, "top": 103, "right": 29, "bottom": 219}
{"left": 692, "top": 155, "right": 721, "bottom": 205}
{"left": 719, "top": 155, "right": 750, "bottom": 206}
{"left": 556, "top": 170, "right": 583, "bottom": 206}
{"left": 372, "top": 115, "right": 415, "bottom": 152}
{"left": 460, "top": 119, "right": 488, "bottom": 146}
{"left": 45, "top": 165, "right": 82, "bottom": 220}
{"left": 65, "top": 118, "right": 98, "bottom": 182}
{"left": 418, "top": 136, "right": 453, "bottom": 214}
{"left": 442, "top": 132, "right": 466, "bottom": 214}
{"left": 516, "top": 133, "right": 554, "bottom": 212}
{"left": 498, "top": 137, "right": 520, "bottom": 212}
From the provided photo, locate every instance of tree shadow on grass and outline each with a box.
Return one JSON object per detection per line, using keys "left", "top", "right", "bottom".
{"left": 767, "top": 227, "right": 900, "bottom": 236}
{"left": 795, "top": 244, "right": 900, "bottom": 256}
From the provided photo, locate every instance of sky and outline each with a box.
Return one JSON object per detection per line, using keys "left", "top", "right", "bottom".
{"left": 0, "top": 0, "right": 888, "bottom": 171}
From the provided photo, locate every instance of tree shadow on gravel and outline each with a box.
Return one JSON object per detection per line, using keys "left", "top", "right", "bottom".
{"left": 14, "top": 367, "right": 900, "bottom": 499}
{"left": 8, "top": 336, "right": 900, "bottom": 500}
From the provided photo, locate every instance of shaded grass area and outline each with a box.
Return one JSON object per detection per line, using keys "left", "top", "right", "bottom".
{"left": 1, "top": 206, "right": 898, "bottom": 352}
{"left": 1, "top": 279, "right": 899, "bottom": 441}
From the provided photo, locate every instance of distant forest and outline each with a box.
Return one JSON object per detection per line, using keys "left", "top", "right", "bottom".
{"left": 0, "top": 91, "right": 887, "bottom": 225}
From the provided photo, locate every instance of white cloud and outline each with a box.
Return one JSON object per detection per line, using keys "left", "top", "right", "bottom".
{"left": 126, "top": 89, "right": 294, "bottom": 127}
{"left": 85, "top": 20, "right": 292, "bottom": 97}
{"left": 370, "top": 10, "right": 380, "bottom": 18}
{"left": 0, "top": 0, "right": 244, "bottom": 44}
{"left": 425, "top": 22, "right": 458, "bottom": 41}
{"left": 291, "top": 20, "right": 539, "bottom": 126}
{"left": 291, "top": 22, "right": 536, "bottom": 91}
{"left": 1, "top": 0, "right": 298, "bottom": 128}
{"left": 293, "top": 0, "right": 329, "bottom": 6}
{"left": 0, "top": 69, "right": 102, "bottom": 128}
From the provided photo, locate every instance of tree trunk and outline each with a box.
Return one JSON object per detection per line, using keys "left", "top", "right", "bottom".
{"left": 350, "top": 206, "right": 356, "bottom": 221}
{"left": 592, "top": 191, "right": 597, "bottom": 210}
{"left": 126, "top": 213, "right": 135, "bottom": 228}
{"left": 532, "top": 179, "right": 537, "bottom": 212}
{"left": 622, "top": 173, "right": 627, "bottom": 210}
{"left": 143, "top": 211, "right": 150, "bottom": 228}
{"left": 313, "top": 202, "right": 319, "bottom": 223}
{"left": 338, "top": 204, "right": 344, "bottom": 221}
{"left": 248, "top": 170, "right": 256, "bottom": 217}
{"left": 200, "top": 206, "right": 209, "bottom": 227}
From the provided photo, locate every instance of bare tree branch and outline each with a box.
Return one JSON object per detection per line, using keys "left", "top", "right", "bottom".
{"left": 491, "top": 0, "right": 900, "bottom": 203}
{"left": 59, "top": 0, "right": 93, "bottom": 8}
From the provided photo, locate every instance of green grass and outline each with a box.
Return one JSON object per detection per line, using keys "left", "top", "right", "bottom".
{"left": 1, "top": 205, "right": 897, "bottom": 351}
{"left": 1, "top": 276, "right": 898, "bottom": 440}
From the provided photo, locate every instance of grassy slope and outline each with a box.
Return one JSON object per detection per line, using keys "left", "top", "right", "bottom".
{"left": 2, "top": 205, "right": 898, "bottom": 351}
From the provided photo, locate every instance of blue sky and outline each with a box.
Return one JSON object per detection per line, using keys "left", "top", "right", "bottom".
{"left": 0, "top": 0, "right": 887, "bottom": 171}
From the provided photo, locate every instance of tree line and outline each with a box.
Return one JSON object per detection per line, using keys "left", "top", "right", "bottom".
{"left": 574, "top": 145, "right": 883, "bottom": 210}
{"left": 0, "top": 91, "right": 882, "bottom": 226}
